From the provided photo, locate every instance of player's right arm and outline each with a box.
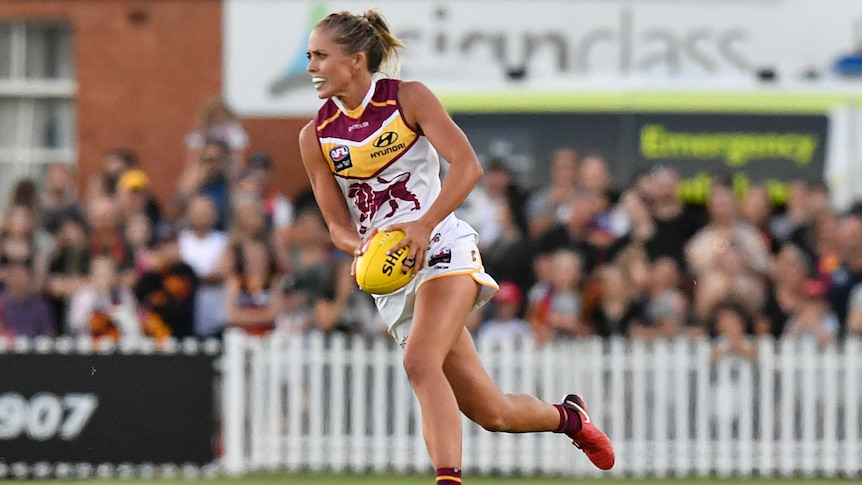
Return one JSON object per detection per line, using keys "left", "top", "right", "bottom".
{"left": 299, "top": 121, "right": 363, "bottom": 255}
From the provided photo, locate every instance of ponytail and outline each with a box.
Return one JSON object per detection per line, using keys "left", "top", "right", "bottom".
{"left": 361, "top": 9, "right": 404, "bottom": 77}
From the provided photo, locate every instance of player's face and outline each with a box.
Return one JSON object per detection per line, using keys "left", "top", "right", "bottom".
{"left": 306, "top": 27, "right": 357, "bottom": 99}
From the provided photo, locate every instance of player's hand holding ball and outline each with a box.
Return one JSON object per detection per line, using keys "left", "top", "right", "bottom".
{"left": 387, "top": 219, "right": 431, "bottom": 273}
{"left": 353, "top": 219, "right": 431, "bottom": 294}
{"left": 354, "top": 229, "right": 415, "bottom": 294}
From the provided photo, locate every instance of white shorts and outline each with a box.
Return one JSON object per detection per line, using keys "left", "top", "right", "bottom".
{"left": 372, "top": 217, "right": 499, "bottom": 347}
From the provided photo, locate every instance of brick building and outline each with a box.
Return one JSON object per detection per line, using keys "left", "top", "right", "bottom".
{"left": 0, "top": 0, "right": 310, "bottom": 213}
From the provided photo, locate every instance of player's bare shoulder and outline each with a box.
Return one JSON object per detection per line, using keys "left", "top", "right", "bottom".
{"left": 398, "top": 80, "right": 437, "bottom": 106}
{"left": 397, "top": 80, "right": 445, "bottom": 127}
{"left": 298, "top": 119, "right": 326, "bottom": 171}
{"left": 298, "top": 119, "right": 317, "bottom": 145}
{"left": 298, "top": 120, "right": 320, "bottom": 153}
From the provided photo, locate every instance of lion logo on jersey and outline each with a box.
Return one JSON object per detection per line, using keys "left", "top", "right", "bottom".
{"left": 347, "top": 172, "right": 421, "bottom": 234}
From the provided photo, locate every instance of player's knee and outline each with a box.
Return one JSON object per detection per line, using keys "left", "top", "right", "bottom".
{"left": 473, "top": 408, "right": 509, "bottom": 432}
{"left": 402, "top": 352, "right": 441, "bottom": 384}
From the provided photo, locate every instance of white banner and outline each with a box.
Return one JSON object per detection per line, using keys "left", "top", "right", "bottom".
{"left": 224, "top": 0, "right": 862, "bottom": 115}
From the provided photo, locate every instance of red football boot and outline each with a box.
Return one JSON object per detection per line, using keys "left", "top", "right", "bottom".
{"left": 562, "top": 394, "right": 615, "bottom": 470}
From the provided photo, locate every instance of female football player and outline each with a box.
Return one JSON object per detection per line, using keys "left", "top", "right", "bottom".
{"left": 298, "top": 9, "right": 615, "bottom": 483}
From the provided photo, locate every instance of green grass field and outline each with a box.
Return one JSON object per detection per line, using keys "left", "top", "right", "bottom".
{"left": 25, "top": 473, "right": 859, "bottom": 485}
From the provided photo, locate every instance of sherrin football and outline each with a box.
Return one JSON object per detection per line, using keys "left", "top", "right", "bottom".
{"left": 355, "top": 230, "right": 414, "bottom": 294}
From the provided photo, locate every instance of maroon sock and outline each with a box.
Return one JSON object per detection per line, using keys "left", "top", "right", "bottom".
{"left": 553, "top": 403, "right": 583, "bottom": 436}
{"left": 436, "top": 467, "right": 461, "bottom": 485}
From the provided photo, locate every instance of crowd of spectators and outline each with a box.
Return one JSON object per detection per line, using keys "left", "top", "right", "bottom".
{"left": 457, "top": 147, "right": 862, "bottom": 356}
{"left": 2, "top": 100, "right": 862, "bottom": 354}
{"left": 0, "top": 99, "right": 376, "bottom": 343}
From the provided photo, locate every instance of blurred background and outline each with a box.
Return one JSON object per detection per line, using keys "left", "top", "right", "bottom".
{"left": 1, "top": 0, "right": 862, "bottom": 481}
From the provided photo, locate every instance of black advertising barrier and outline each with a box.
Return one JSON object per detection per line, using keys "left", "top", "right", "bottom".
{"left": 0, "top": 341, "right": 217, "bottom": 468}
{"left": 453, "top": 111, "right": 828, "bottom": 203}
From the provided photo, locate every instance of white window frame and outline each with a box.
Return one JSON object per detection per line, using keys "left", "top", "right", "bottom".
{"left": 0, "top": 21, "right": 76, "bottom": 167}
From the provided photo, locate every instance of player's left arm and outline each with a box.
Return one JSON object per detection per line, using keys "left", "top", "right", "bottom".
{"left": 388, "top": 81, "right": 484, "bottom": 266}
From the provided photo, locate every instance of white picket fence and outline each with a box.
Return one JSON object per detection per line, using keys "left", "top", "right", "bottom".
{"left": 221, "top": 330, "right": 862, "bottom": 477}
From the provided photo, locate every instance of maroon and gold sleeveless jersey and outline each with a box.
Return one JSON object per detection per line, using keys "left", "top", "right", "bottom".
{"left": 315, "top": 78, "right": 453, "bottom": 236}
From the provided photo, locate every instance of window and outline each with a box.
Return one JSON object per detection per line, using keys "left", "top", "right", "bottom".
{"left": 0, "top": 21, "right": 76, "bottom": 209}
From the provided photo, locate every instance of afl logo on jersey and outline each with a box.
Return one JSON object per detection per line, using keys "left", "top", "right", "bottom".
{"left": 373, "top": 131, "right": 399, "bottom": 148}
{"left": 330, "top": 145, "right": 353, "bottom": 172}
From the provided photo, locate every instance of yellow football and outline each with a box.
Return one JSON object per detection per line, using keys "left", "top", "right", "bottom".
{"left": 355, "top": 230, "right": 414, "bottom": 294}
